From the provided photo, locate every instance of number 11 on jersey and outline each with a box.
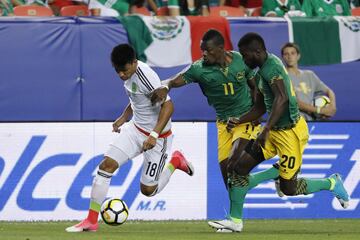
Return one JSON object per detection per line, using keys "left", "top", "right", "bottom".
{"left": 223, "top": 82, "right": 234, "bottom": 95}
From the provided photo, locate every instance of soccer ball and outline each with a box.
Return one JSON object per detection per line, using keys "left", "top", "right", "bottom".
{"left": 100, "top": 198, "right": 129, "bottom": 226}
{"left": 313, "top": 95, "right": 330, "bottom": 108}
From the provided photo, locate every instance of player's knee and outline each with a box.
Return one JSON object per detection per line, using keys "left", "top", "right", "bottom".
{"left": 99, "top": 157, "right": 119, "bottom": 173}
{"left": 232, "top": 153, "right": 253, "bottom": 176}
{"left": 140, "top": 184, "right": 158, "bottom": 197}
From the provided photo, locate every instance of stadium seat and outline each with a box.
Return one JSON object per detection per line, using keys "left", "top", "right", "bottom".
{"left": 133, "top": 6, "right": 152, "bottom": 16}
{"left": 156, "top": 7, "right": 168, "bottom": 16}
{"left": 13, "top": 5, "right": 54, "bottom": 16}
{"left": 60, "top": 5, "right": 90, "bottom": 16}
{"left": 251, "top": 7, "right": 262, "bottom": 16}
{"left": 209, "top": 6, "right": 246, "bottom": 17}
{"left": 352, "top": 7, "right": 360, "bottom": 16}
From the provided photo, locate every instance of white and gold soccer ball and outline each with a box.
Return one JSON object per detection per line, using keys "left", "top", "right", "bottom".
{"left": 100, "top": 198, "right": 129, "bottom": 226}
{"left": 313, "top": 95, "right": 331, "bottom": 108}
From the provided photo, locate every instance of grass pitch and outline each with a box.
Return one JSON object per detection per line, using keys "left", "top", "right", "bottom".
{"left": 1, "top": 219, "right": 359, "bottom": 240}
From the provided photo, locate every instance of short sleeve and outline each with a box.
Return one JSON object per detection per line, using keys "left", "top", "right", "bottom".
{"left": 245, "top": 65, "right": 257, "bottom": 80}
{"left": 310, "top": 72, "right": 328, "bottom": 93}
{"left": 183, "top": 63, "right": 202, "bottom": 84}
{"left": 137, "top": 65, "right": 162, "bottom": 94}
{"left": 263, "top": 66, "right": 285, "bottom": 86}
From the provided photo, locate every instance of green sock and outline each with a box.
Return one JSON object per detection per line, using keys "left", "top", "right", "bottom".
{"left": 248, "top": 166, "right": 279, "bottom": 189}
{"left": 228, "top": 167, "right": 279, "bottom": 220}
{"left": 305, "top": 178, "right": 331, "bottom": 194}
{"left": 228, "top": 177, "right": 248, "bottom": 220}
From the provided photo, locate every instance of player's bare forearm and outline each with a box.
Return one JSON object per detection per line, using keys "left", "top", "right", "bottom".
{"left": 297, "top": 97, "right": 317, "bottom": 115}
{"left": 247, "top": 77, "right": 258, "bottom": 103}
{"left": 238, "top": 91, "right": 266, "bottom": 124}
{"left": 119, "top": 102, "right": 133, "bottom": 120}
{"left": 113, "top": 103, "right": 132, "bottom": 132}
{"left": 151, "top": 75, "right": 186, "bottom": 105}
{"left": 163, "top": 74, "right": 186, "bottom": 90}
{"left": 327, "top": 88, "right": 337, "bottom": 111}
{"left": 152, "top": 100, "right": 174, "bottom": 134}
{"left": 265, "top": 80, "right": 288, "bottom": 130}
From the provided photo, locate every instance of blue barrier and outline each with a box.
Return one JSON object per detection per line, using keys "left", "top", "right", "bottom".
{"left": 207, "top": 122, "right": 360, "bottom": 219}
{"left": 0, "top": 17, "right": 359, "bottom": 121}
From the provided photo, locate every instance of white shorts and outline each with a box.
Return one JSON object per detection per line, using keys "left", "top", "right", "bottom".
{"left": 105, "top": 122, "right": 173, "bottom": 186}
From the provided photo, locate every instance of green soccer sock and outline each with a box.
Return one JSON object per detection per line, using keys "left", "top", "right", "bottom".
{"left": 228, "top": 166, "right": 279, "bottom": 220}
{"left": 305, "top": 178, "right": 332, "bottom": 194}
{"left": 248, "top": 166, "right": 279, "bottom": 189}
{"left": 228, "top": 175, "right": 248, "bottom": 220}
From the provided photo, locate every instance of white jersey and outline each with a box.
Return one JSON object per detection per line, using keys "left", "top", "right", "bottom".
{"left": 124, "top": 61, "right": 171, "bottom": 133}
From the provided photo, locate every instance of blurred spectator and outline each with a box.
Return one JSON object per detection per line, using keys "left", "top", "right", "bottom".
{"left": 88, "top": 0, "right": 120, "bottom": 16}
{"left": 48, "top": 0, "right": 74, "bottom": 15}
{"left": 154, "top": 0, "right": 178, "bottom": 15}
{"left": 0, "top": 0, "right": 14, "bottom": 16}
{"left": 87, "top": 0, "right": 157, "bottom": 16}
{"left": 302, "top": 0, "right": 351, "bottom": 16}
{"left": 262, "top": 0, "right": 302, "bottom": 17}
{"left": 89, "top": 0, "right": 156, "bottom": 17}
{"left": 281, "top": 42, "right": 337, "bottom": 120}
{"left": 179, "top": 0, "right": 209, "bottom": 15}
{"left": 220, "top": 0, "right": 262, "bottom": 8}
{"left": 10, "top": 0, "right": 48, "bottom": 6}
{"left": 129, "top": 0, "right": 157, "bottom": 14}
{"left": 165, "top": 0, "right": 209, "bottom": 16}
{"left": 26, "top": 0, "right": 49, "bottom": 6}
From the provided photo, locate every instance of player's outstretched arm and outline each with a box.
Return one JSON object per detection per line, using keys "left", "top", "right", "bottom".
{"left": 151, "top": 74, "right": 186, "bottom": 105}
{"left": 142, "top": 100, "right": 174, "bottom": 151}
{"left": 113, "top": 102, "right": 132, "bottom": 133}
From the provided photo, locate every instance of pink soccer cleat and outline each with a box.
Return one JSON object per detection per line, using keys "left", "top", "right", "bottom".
{"left": 170, "top": 151, "right": 194, "bottom": 176}
{"left": 65, "top": 218, "right": 99, "bottom": 232}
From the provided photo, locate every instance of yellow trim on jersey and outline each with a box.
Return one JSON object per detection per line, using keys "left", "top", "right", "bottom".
{"left": 261, "top": 117, "right": 309, "bottom": 180}
{"left": 217, "top": 121, "right": 261, "bottom": 162}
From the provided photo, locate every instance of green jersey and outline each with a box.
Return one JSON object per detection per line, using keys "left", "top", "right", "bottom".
{"left": 261, "top": 0, "right": 302, "bottom": 17}
{"left": 302, "top": 0, "right": 351, "bottom": 17}
{"left": 257, "top": 54, "right": 299, "bottom": 130}
{"left": 183, "top": 51, "right": 254, "bottom": 121}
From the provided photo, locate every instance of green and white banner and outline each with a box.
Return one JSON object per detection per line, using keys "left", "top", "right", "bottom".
{"left": 288, "top": 16, "right": 360, "bottom": 65}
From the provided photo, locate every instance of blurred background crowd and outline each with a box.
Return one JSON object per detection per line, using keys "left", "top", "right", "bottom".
{"left": 1, "top": 0, "right": 359, "bottom": 17}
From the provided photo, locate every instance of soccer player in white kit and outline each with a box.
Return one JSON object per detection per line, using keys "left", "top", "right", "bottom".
{"left": 66, "top": 44, "right": 194, "bottom": 233}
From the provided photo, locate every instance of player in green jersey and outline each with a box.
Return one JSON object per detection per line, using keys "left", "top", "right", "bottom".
{"left": 208, "top": 32, "right": 350, "bottom": 233}
{"left": 261, "top": 0, "right": 302, "bottom": 17}
{"left": 151, "top": 29, "right": 279, "bottom": 193}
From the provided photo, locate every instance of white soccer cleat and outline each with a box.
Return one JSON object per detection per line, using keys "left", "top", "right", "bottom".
{"left": 275, "top": 179, "right": 285, "bottom": 197}
{"left": 65, "top": 219, "right": 98, "bottom": 232}
{"left": 216, "top": 228, "right": 235, "bottom": 233}
{"left": 208, "top": 219, "right": 243, "bottom": 232}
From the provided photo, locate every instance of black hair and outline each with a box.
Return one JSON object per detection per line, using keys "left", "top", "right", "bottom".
{"left": 111, "top": 44, "right": 136, "bottom": 71}
{"left": 237, "top": 32, "right": 266, "bottom": 51}
{"left": 281, "top": 42, "right": 300, "bottom": 55}
{"left": 202, "top": 29, "right": 225, "bottom": 47}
